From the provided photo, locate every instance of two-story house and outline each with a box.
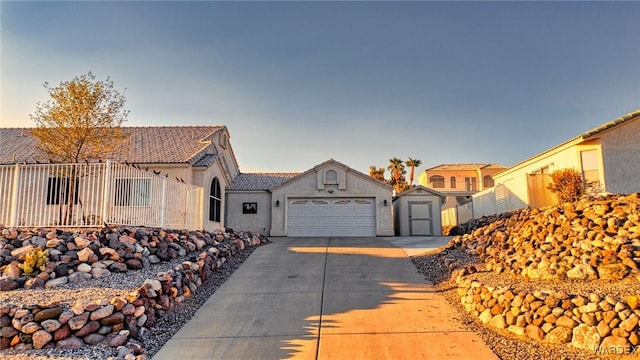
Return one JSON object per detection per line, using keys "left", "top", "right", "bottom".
{"left": 416, "top": 163, "right": 507, "bottom": 209}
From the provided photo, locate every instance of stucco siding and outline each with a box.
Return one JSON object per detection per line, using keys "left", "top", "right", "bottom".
{"left": 492, "top": 144, "right": 584, "bottom": 201}
{"left": 393, "top": 193, "right": 442, "bottom": 236}
{"left": 270, "top": 165, "right": 393, "bottom": 237}
{"left": 600, "top": 118, "right": 640, "bottom": 194}
{"left": 225, "top": 191, "right": 271, "bottom": 235}
{"left": 476, "top": 144, "right": 589, "bottom": 218}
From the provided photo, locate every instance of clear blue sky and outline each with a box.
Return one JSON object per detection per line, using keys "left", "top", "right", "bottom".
{"left": 2, "top": 1, "right": 639, "bottom": 175}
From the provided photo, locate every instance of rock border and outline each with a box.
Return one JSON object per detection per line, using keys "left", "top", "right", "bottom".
{"left": 1, "top": 227, "right": 266, "bottom": 359}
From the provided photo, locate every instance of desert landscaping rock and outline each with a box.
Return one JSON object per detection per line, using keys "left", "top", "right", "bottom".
{"left": 1, "top": 225, "right": 265, "bottom": 359}
{"left": 413, "top": 193, "right": 640, "bottom": 359}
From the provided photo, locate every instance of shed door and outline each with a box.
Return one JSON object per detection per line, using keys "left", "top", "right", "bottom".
{"left": 287, "top": 198, "right": 376, "bottom": 237}
{"left": 409, "top": 201, "right": 433, "bottom": 236}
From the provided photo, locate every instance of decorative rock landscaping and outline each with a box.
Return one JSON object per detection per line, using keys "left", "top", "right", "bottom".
{"left": 445, "top": 193, "right": 640, "bottom": 355}
{"left": 0, "top": 226, "right": 266, "bottom": 358}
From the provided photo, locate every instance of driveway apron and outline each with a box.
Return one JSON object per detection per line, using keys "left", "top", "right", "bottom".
{"left": 153, "top": 237, "right": 497, "bottom": 360}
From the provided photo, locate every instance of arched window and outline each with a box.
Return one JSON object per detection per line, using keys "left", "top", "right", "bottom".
{"left": 483, "top": 175, "right": 495, "bottom": 188}
{"left": 429, "top": 175, "right": 445, "bottom": 188}
{"left": 450, "top": 176, "right": 456, "bottom": 189}
{"left": 325, "top": 170, "right": 338, "bottom": 184}
{"left": 209, "top": 177, "right": 221, "bottom": 222}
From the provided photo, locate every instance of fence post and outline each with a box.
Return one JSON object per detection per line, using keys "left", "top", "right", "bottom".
{"left": 8, "top": 164, "right": 21, "bottom": 227}
{"left": 160, "top": 176, "right": 167, "bottom": 228}
{"left": 102, "top": 160, "right": 112, "bottom": 224}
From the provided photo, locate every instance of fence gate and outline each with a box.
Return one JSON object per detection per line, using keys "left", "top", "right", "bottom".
{"left": 527, "top": 173, "right": 556, "bottom": 208}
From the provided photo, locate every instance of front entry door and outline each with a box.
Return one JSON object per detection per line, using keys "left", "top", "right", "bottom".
{"left": 409, "top": 201, "right": 433, "bottom": 236}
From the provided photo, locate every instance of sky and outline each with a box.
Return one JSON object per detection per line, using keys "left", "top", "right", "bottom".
{"left": 1, "top": 1, "right": 639, "bottom": 176}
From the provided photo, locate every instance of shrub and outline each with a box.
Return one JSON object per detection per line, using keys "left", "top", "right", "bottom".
{"left": 548, "top": 168, "right": 584, "bottom": 204}
{"left": 18, "top": 247, "right": 49, "bottom": 275}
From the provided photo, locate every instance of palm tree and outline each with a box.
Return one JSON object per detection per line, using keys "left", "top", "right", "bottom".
{"left": 387, "top": 157, "right": 408, "bottom": 193}
{"left": 405, "top": 157, "right": 422, "bottom": 187}
{"left": 387, "top": 157, "right": 404, "bottom": 184}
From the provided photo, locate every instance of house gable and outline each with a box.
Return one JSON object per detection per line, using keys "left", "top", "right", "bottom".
{"left": 394, "top": 185, "right": 445, "bottom": 201}
{"left": 270, "top": 159, "right": 393, "bottom": 193}
{"left": 265, "top": 159, "right": 394, "bottom": 237}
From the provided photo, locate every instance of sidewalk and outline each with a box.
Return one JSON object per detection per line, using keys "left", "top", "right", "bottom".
{"left": 153, "top": 237, "right": 497, "bottom": 360}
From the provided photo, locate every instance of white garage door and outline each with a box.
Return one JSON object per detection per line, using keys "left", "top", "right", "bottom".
{"left": 287, "top": 198, "right": 376, "bottom": 237}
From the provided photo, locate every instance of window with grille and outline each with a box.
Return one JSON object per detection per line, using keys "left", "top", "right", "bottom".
{"left": 46, "top": 177, "right": 79, "bottom": 205}
{"left": 429, "top": 175, "right": 445, "bottom": 188}
{"left": 209, "top": 177, "right": 222, "bottom": 222}
{"left": 465, "top": 177, "right": 477, "bottom": 191}
{"left": 114, "top": 178, "right": 150, "bottom": 206}
{"left": 581, "top": 150, "right": 601, "bottom": 191}
{"left": 483, "top": 175, "right": 494, "bottom": 188}
{"left": 450, "top": 176, "right": 456, "bottom": 189}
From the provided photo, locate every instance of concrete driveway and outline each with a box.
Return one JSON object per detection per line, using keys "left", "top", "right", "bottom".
{"left": 153, "top": 237, "right": 497, "bottom": 360}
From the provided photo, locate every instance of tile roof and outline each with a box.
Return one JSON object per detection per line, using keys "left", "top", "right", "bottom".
{"left": 0, "top": 128, "right": 44, "bottom": 164}
{"left": 0, "top": 126, "right": 224, "bottom": 165}
{"left": 229, "top": 173, "right": 300, "bottom": 191}
{"left": 580, "top": 109, "right": 640, "bottom": 139}
{"left": 192, "top": 153, "right": 218, "bottom": 168}
{"left": 495, "top": 109, "right": 640, "bottom": 177}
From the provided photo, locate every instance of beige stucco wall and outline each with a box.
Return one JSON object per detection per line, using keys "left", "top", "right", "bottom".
{"left": 492, "top": 141, "right": 598, "bottom": 205}
{"left": 225, "top": 191, "right": 272, "bottom": 236}
{"left": 476, "top": 138, "right": 608, "bottom": 218}
{"left": 269, "top": 163, "right": 394, "bottom": 237}
{"left": 600, "top": 118, "right": 640, "bottom": 194}
{"left": 191, "top": 165, "right": 231, "bottom": 232}
{"left": 138, "top": 163, "right": 224, "bottom": 232}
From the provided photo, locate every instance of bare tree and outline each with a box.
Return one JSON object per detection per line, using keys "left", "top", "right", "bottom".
{"left": 30, "top": 71, "right": 130, "bottom": 163}
{"left": 30, "top": 71, "right": 130, "bottom": 225}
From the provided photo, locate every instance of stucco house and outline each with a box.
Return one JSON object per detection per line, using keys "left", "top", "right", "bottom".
{"left": 416, "top": 163, "right": 507, "bottom": 210}
{"left": 0, "top": 126, "right": 238, "bottom": 231}
{"left": 1, "top": 127, "right": 394, "bottom": 236}
{"left": 472, "top": 109, "right": 640, "bottom": 218}
{"left": 226, "top": 159, "right": 394, "bottom": 237}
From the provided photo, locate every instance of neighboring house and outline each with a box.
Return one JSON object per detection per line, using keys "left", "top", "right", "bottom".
{"left": 416, "top": 163, "right": 507, "bottom": 210}
{"left": 227, "top": 159, "right": 395, "bottom": 237}
{"left": 392, "top": 185, "right": 444, "bottom": 236}
{"left": 473, "top": 109, "right": 640, "bottom": 218}
{"left": 1, "top": 128, "right": 395, "bottom": 236}
{"left": 0, "top": 126, "right": 239, "bottom": 231}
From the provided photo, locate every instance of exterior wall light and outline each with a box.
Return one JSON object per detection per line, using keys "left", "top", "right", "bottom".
{"left": 275, "top": 200, "right": 280, "bottom": 207}
{"left": 383, "top": 199, "right": 388, "bottom": 206}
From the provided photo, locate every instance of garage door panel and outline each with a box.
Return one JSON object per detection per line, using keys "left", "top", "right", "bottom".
{"left": 288, "top": 198, "right": 376, "bottom": 237}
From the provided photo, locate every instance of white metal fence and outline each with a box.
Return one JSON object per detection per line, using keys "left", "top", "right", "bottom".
{"left": 471, "top": 183, "right": 528, "bottom": 219}
{"left": 441, "top": 203, "right": 473, "bottom": 226}
{"left": 0, "top": 160, "right": 203, "bottom": 230}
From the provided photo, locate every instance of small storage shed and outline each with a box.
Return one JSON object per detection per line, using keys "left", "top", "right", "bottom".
{"left": 392, "top": 185, "right": 444, "bottom": 236}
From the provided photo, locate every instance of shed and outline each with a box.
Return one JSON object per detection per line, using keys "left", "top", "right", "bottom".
{"left": 392, "top": 185, "right": 445, "bottom": 236}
